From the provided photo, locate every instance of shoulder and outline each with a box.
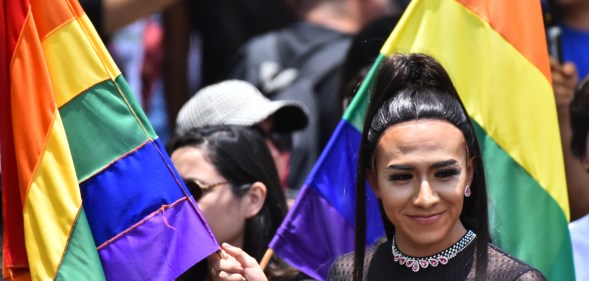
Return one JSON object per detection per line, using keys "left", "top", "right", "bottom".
{"left": 570, "top": 214, "right": 589, "bottom": 281}
{"left": 327, "top": 245, "right": 378, "bottom": 281}
{"left": 486, "top": 244, "right": 546, "bottom": 281}
{"left": 570, "top": 214, "right": 589, "bottom": 251}
{"left": 569, "top": 213, "right": 589, "bottom": 236}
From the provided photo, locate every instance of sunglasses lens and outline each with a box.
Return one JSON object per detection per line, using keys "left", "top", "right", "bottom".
{"left": 252, "top": 126, "right": 293, "bottom": 153}
{"left": 183, "top": 179, "right": 202, "bottom": 200}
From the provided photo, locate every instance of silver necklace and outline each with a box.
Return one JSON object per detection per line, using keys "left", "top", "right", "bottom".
{"left": 391, "top": 230, "right": 476, "bottom": 272}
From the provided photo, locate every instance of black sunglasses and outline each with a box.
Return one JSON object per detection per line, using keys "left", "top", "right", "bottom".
{"left": 183, "top": 178, "right": 229, "bottom": 200}
{"left": 183, "top": 179, "right": 252, "bottom": 200}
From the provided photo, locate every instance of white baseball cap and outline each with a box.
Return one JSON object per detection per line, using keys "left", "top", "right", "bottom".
{"left": 176, "top": 80, "right": 309, "bottom": 134}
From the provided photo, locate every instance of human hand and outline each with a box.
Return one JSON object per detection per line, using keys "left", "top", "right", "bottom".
{"left": 221, "top": 243, "right": 268, "bottom": 281}
{"left": 207, "top": 249, "right": 246, "bottom": 281}
{"left": 550, "top": 57, "right": 578, "bottom": 111}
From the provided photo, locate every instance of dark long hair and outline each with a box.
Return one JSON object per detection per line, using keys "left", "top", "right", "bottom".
{"left": 167, "top": 125, "right": 288, "bottom": 262}
{"left": 353, "top": 53, "right": 490, "bottom": 280}
{"left": 570, "top": 76, "right": 589, "bottom": 160}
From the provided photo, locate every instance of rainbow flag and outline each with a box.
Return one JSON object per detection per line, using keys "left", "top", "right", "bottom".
{"left": 270, "top": 0, "right": 574, "bottom": 280}
{"left": 0, "top": 0, "right": 218, "bottom": 280}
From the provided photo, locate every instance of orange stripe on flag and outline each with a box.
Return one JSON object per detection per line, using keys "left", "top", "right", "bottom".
{"left": 10, "top": 8, "right": 55, "bottom": 209}
{"left": 29, "top": 0, "right": 85, "bottom": 40}
{"left": 456, "top": 0, "right": 551, "bottom": 81}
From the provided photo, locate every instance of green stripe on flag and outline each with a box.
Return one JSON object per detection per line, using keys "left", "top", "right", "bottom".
{"left": 113, "top": 75, "right": 157, "bottom": 140}
{"left": 474, "top": 121, "right": 574, "bottom": 279}
{"left": 343, "top": 55, "right": 384, "bottom": 132}
{"left": 60, "top": 75, "right": 156, "bottom": 181}
{"left": 56, "top": 208, "right": 105, "bottom": 280}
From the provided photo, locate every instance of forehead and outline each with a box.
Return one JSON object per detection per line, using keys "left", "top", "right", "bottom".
{"left": 375, "top": 120, "right": 466, "bottom": 163}
{"left": 171, "top": 146, "right": 218, "bottom": 177}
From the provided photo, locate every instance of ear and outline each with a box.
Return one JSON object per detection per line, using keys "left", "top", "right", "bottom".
{"left": 466, "top": 156, "right": 475, "bottom": 187}
{"left": 582, "top": 156, "right": 589, "bottom": 171}
{"left": 366, "top": 168, "right": 381, "bottom": 198}
{"left": 243, "top": 182, "right": 267, "bottom": 219}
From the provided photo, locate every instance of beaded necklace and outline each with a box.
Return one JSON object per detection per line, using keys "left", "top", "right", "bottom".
{"left": 391, "top": 230, "right": 476, "bottom": 272}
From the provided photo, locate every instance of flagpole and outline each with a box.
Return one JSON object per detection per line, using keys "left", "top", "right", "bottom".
{"left": 259, "top": 248, "right": 274, "bottom": 270}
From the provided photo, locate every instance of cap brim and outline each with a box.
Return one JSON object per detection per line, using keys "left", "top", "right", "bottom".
{"left": 270, "top": 101, "right": 309, "bottom": 133}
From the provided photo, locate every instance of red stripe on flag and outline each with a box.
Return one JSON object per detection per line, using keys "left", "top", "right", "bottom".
{"left": 1, "top": 0, "right": 30, "bottom": 278}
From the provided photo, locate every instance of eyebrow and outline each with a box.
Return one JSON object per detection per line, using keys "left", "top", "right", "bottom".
{"left": 386, "top": 159, "right": 458, "bottom": 170}
{"left": 431, "top": 159, "right": 458, "bottom": 168}
{"left": 386, "top": 164, "right": 413, "bottom": 171}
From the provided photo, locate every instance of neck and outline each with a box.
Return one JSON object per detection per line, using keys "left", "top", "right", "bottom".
{"left": 227, "top": 234, "right": 245, "bottom": 251}
{"left": 395, "top": 223, "right": 467, "bottom": 257}
{"left": 560, "top": 5, "right": 589, "bottom": 30}
{"left": 305, "top": 3, "right": 361, "bottom": 33}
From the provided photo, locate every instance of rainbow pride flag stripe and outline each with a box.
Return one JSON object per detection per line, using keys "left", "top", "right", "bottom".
{"left": 270, "top": 0, "right": 574, "bottom": 280}
{"left": 0, "top": 0, "right": 218, "bottom": 279}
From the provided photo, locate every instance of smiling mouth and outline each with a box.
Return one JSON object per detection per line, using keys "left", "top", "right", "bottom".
{"left": 408, "top": 212, "right": 444, "bottom": 225}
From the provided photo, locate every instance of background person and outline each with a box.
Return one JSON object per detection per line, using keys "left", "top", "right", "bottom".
{"left": 568, "top": 76, "right": 589, "bottom": 281}
{"left": 550, "top": 48, "right": 589, "bottom": 221}
{"left": 227, "top": 0, "right": 394, "bottom": 191}
{"left": 175, "top": 80, "right": 308, "bottom": 201}
{"left": 545, "top": 0, "right": 589, "bottom": 220}
{"left": 80, "top": 0, "right": 178, "bottom": 37}
{"left": 161, "top": 0, "right": 296, "bottom": 133}
{"left": 167, "top": 125, "right": 303, "bottom": 280}
{"left": 338, "top": 14, "right": 401, "bottom": 110}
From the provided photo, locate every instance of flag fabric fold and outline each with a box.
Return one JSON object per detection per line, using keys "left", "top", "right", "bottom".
{"left": 269, "top": 57, "right": 386, "bottom": 280}
{"left": 0, "top": 0, "right": 218, "bottom": 280}
{"left": 270, "top": 0, "right": 574, "bottom": 280}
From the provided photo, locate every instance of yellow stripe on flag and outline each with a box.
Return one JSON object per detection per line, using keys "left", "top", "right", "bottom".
{"left": 24, "top": 113, "right": 82, "bottom": 280}
{"left": 43, "top": 15, "right": 120, "bottom": 108}
{"left": 381, "top": 0, "right": 569, "bottom": 218}
{"left": 78, "top": 15, "right": 121, "bottom": 80}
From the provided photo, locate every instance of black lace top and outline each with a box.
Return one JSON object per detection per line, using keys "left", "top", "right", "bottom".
{"left": 327, "top": 238, "right": 546, "bottom": 281}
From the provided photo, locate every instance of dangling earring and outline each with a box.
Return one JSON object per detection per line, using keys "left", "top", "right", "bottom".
{"left": 464, "top": 185, "right": 471, "bottom": 197}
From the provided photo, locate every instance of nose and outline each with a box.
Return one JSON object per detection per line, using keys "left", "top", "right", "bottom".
{"left": 414, "top": 180, "right": 439, "bottom": 208}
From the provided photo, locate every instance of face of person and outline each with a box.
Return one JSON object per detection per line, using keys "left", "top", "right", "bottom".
{"left": 171, "top": 146, "right": 248, "bottom": 248}
{"left": 369, "top": 120, "right": 473, "bottom": 257}
{"left": 362, "top": 0, "right": 393, "bottom": 24}
{"left": 257, "top": 118, "right": 291, "bottom": 188}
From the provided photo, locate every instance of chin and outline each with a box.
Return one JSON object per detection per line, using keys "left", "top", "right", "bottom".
{"left": 408, "top": 230, "right": 447, "bottom": 246}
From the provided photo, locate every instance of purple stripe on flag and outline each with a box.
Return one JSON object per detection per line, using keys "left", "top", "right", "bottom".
{"left": 98, "top": 197, "right": 218, "bottom": 280}
{"left": 270, "top": 187, "right": 355, "bottom": 280}
{"left": 271, "top": 121, "right": 385, "bottom": 280}
{"left": 303, "top": 121, "right": 384, "bottom": 243}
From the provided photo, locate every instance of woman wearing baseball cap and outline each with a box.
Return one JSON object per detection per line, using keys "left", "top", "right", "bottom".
{"left": 168, "top": 125, "right": 309, "bottom": 281}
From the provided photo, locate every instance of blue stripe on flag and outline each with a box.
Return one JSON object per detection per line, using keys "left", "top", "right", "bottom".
{"left": 81, "top": 139, "right": 188, "bottom": 245}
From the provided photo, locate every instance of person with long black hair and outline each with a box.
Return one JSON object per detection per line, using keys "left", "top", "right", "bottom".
{"left": 205, "top": 54, "right": 547, "bottom": 281}
{"left": 167, "top": 125, "right": 304, "bottom": 281}
{"left": 327, "top": 53, "right": 545, "bottom": 281}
